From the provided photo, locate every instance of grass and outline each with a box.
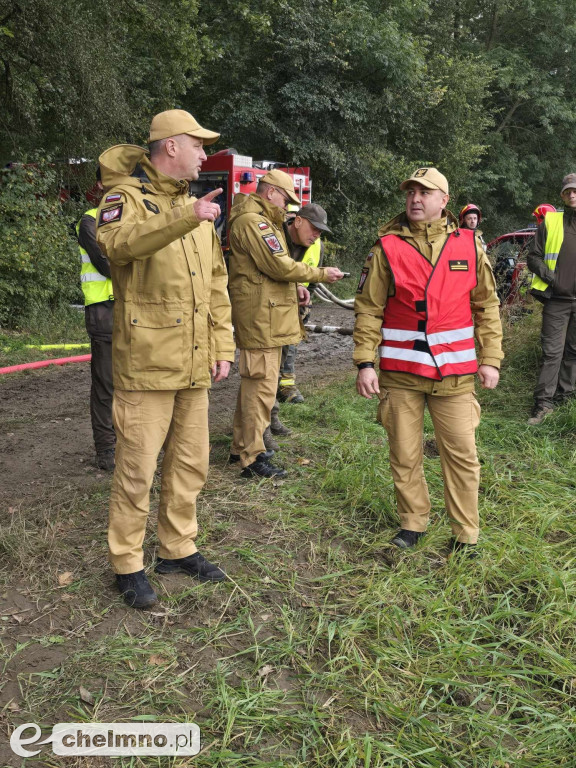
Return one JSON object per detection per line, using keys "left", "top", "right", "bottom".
{"left": 1, "top": 307, "right": 576, "bottom": 767}
{"left": 0, "top": 307, "right": 88, "bottom": 367}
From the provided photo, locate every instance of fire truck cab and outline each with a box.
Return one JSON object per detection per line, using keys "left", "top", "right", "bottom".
{"left": 189, "top": 148, "right": 311, "bottom": 251}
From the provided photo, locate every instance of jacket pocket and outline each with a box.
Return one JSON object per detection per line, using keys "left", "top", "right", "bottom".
{"left": 269, "top": 297, "right": 297, "bottom": 341}
{"left": 130, "top": 309, "right": 185, "bottom": 372}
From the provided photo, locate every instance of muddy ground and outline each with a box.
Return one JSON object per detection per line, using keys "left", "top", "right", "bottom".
{"left": 0, "top": 303, "right": 355, "bottom": 510}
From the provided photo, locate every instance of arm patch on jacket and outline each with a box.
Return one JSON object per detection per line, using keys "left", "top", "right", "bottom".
{"left": 258, "top": 221, "right": 271, "bottom": 231}
{"left": 262, "top": 234, "right": 283, "bottom": 253}
{"left": 356, "top": 267, "right": 369, "bottom": 293}
{"left": 105, "top": 193, "right": 122, "bottom": 203}
{"left": 98, "top": 204, "right": 123, "bottom": 226}
{"left": 143, "top": 199, "right": 160, "bottom": 214}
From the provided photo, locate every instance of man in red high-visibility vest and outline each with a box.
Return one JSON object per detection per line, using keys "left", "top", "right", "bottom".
{"left": 353, "top": 168, "right": 503, "bottom": 556}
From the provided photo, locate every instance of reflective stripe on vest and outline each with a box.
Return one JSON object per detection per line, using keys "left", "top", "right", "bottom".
{"left": 299, "top": 239, "right": 322, "bottom": 288}
{"left": 379, "top": 230, "right": 479, "bottom": 381}
{"left": 530, "top": 212, "right": 564, "bottom": 293}
{"left": 76, "top": 208, "right": 114, "bottom": 306}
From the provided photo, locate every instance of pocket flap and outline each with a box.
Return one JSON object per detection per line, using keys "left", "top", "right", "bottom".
{"left": 130, "top": 310, "right": 183, "bottom": 329}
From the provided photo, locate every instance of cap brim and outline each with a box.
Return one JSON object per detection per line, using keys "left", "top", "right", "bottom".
{"left": 304, "top": 219, "right": 332, "bottom": 234}
{"left": 400, "top": 178, "right": 440, "bottom": 191}
{"left": 286, "top": 189, "right": 301, "bottom": 205}
{"left": 184, "top": 128, "right": 220, "bottom": 146}
{"left": 561, "top": 184, "right": 576, "bottom": 193}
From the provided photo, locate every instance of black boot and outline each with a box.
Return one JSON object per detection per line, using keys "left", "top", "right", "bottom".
{"left": 116, "top": 570, "right": 157, "bottom": 609}
{"left": 390, "top": 529, "right": 425, "bottom": 549}
{"left": 241, "top": 454, "right": 287, "bottom": 479}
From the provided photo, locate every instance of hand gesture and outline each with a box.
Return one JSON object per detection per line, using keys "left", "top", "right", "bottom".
{"left": 194, "top": 188, "right": 223, "bottom": 222}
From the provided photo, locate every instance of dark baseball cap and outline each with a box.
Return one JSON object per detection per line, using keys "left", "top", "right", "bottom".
{"left": 561, "top": 173, "right": 576, "bottom": 193}
{"left": 296, "top": 203, "right": 332, "bottom": 233}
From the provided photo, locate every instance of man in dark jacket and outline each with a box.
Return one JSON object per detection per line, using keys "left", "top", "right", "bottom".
{"left": 77, "top": 170, "right": 115, "bottom": 470}
{"left": 526, "top": 173, "right": 576, "bottom": 425}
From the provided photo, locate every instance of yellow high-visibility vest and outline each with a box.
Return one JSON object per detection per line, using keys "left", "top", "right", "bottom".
{"left": 300, "top": 239, "right": 322, "bottom": 288}
{"left": 76, "top": 209, "right": 114, "bottom": 306}
{"left": 530, "top": 212, "right": 564, "bottom": 293}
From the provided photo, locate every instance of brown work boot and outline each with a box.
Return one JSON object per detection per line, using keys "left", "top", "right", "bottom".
{"left": 263, "top": 426, "right": 280, "bottom": 452}
{"left": 527, "top": 404, "right": 553, "bottom": 425}
{"left": 277, "top": 384, "right": 305, "bottom": 403}
{"left": 96, "top": 448, "right": 115, "bottom": 471}
{"left": 270, "top": 401, "right": 291, "bottom": 436}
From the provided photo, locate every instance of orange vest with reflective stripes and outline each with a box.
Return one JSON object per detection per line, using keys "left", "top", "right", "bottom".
{"left": 379, "top": 230, "right": 478, "bottom": 380}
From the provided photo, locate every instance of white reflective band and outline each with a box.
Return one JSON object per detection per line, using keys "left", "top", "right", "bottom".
{"left": 81, "top": 273, "right": 107, "bottom": 283}
{"left": 427, "top": 325, "right": 474, "bottom": 346}
{"left": 381, "top": 328, "right": 426, "bottom": 342}
{"left": 435, "top": 348, "right": 477, "bottom": 366}
{"left": 81, "top": 253, "right": 92, "bottom": 264}
{"left": 545, "top": 253, "right": 558, "bottom": 263}
{"left": 380, "top": 346, "right": 436, "bottom": 367}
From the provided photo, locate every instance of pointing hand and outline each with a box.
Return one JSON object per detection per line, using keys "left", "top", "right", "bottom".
{"left": 194, "top": 187, "right": 223, "bottom": 222}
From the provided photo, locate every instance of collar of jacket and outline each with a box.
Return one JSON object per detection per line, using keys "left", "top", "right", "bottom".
{"left": 99, "top": 144, "right": 189, "bottom": 198}
{"left": 248, "top": 192, "right": 286, "bottom": 228}
{"left": 378, "top": 210, "right": 458, "bottom": 238}
{"left": 141, "top": 155, "right": 190, "bottom": 197}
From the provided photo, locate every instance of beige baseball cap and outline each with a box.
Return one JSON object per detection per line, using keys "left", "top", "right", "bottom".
{"left": 400, "top": 167, "right": 449, "bottom": 195}
{"left": 261, "top": 169, "right": 301, "bottom": 205}
{"left": 148, "top": 109, "right": 220, "bottom": 145}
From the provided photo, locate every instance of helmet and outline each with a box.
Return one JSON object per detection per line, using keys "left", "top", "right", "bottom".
{"left": 532, "top": 203, "right": 556, "bottom": 225}
{"left": 459, "top": 204, "right": 482, "bottom": 226}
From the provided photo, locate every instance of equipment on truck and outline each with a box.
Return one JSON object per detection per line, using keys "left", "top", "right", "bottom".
{"left": 189, "top": 149, "right": 311, "bottom": 252}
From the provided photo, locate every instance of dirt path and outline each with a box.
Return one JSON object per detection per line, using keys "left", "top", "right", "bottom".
{"left": 0, "top": 304, "right": 355, "bottom": 509}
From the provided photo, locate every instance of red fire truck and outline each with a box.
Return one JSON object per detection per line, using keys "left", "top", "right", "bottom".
{"left": 189, "top": 148, "right": 312, "bottom": 251}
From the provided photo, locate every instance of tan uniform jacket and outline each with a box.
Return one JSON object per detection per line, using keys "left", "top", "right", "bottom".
{"left": 96, "top": 144, "right": 234, "bottom": 390}
{"left": 353, "top": 212, "right": 503, "bottom": 395}
{"left": 228, "top": 193, "right": 327, "bottom": 348}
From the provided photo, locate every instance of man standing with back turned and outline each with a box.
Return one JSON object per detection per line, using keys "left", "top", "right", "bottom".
{"left": 97, "top": 109, "right": 235, "bottom": 608}
{"left": 354, "top": 168, "right": 503, "bottom": 555}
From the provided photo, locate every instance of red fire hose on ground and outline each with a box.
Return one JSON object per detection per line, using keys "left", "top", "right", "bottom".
{"left": 0, "top": 354, "right": 92, "bottom": 376}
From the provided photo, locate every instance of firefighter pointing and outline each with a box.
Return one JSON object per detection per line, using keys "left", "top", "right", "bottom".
{"left": 354, "top": 167, "right": 503, "bottom": 556}
{"left": 96, "top": 109, "right": 235, "bottom": 609}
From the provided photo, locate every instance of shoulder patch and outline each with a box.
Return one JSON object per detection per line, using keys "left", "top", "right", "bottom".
{"left": 356, "top": 267, "right": 370, "bottom": 293}
{"left": 143, "top": 199, "right": 160, "bottom": 214}
{"left": 105, "top": 193, "right": 122, "bottom": 203}
{"left": 262, "top": 234, "right": 283, "bottom": 254}
{"left": 366, "top": 251, "right": 374, "bottom": 262}
{"left": 258, "top": 221, "right": 271, "bottom": 231}
{"left": 98, "top": 203, "right": 123, "bottom": 227}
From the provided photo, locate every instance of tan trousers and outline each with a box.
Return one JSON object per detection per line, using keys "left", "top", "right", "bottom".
{"left": 109, "top": 388, "right": 209, "bottom": 574}
{"left": 378, "top": 388, "right": 481, "bottom": 543}
{"left": 231, "top": 348, "right": 282, "bottom": 467}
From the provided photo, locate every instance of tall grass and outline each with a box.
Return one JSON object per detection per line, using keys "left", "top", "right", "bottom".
{"left": 1, "top": 308, "right": 575, "bottom": 767}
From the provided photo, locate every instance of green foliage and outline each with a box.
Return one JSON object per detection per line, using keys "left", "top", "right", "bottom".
{"left": 0, "top": 0, "right": 201, "bottom": 163}
{"left": 0, "top": 163, "right": 82, "bottom": 328}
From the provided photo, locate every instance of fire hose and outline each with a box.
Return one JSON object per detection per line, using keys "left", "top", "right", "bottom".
{"left": 0, "top": 354, "right": 91, "bottom": 376}
{"left": 313, "top": 283, "right": 355, "bottom": 309}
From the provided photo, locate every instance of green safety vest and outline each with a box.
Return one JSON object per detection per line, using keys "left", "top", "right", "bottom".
{"left": 530, "top": 211, "right": 564, "bottom": 294}
{"left": 76, "top": 208, "right": 114, "bottom": 306}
